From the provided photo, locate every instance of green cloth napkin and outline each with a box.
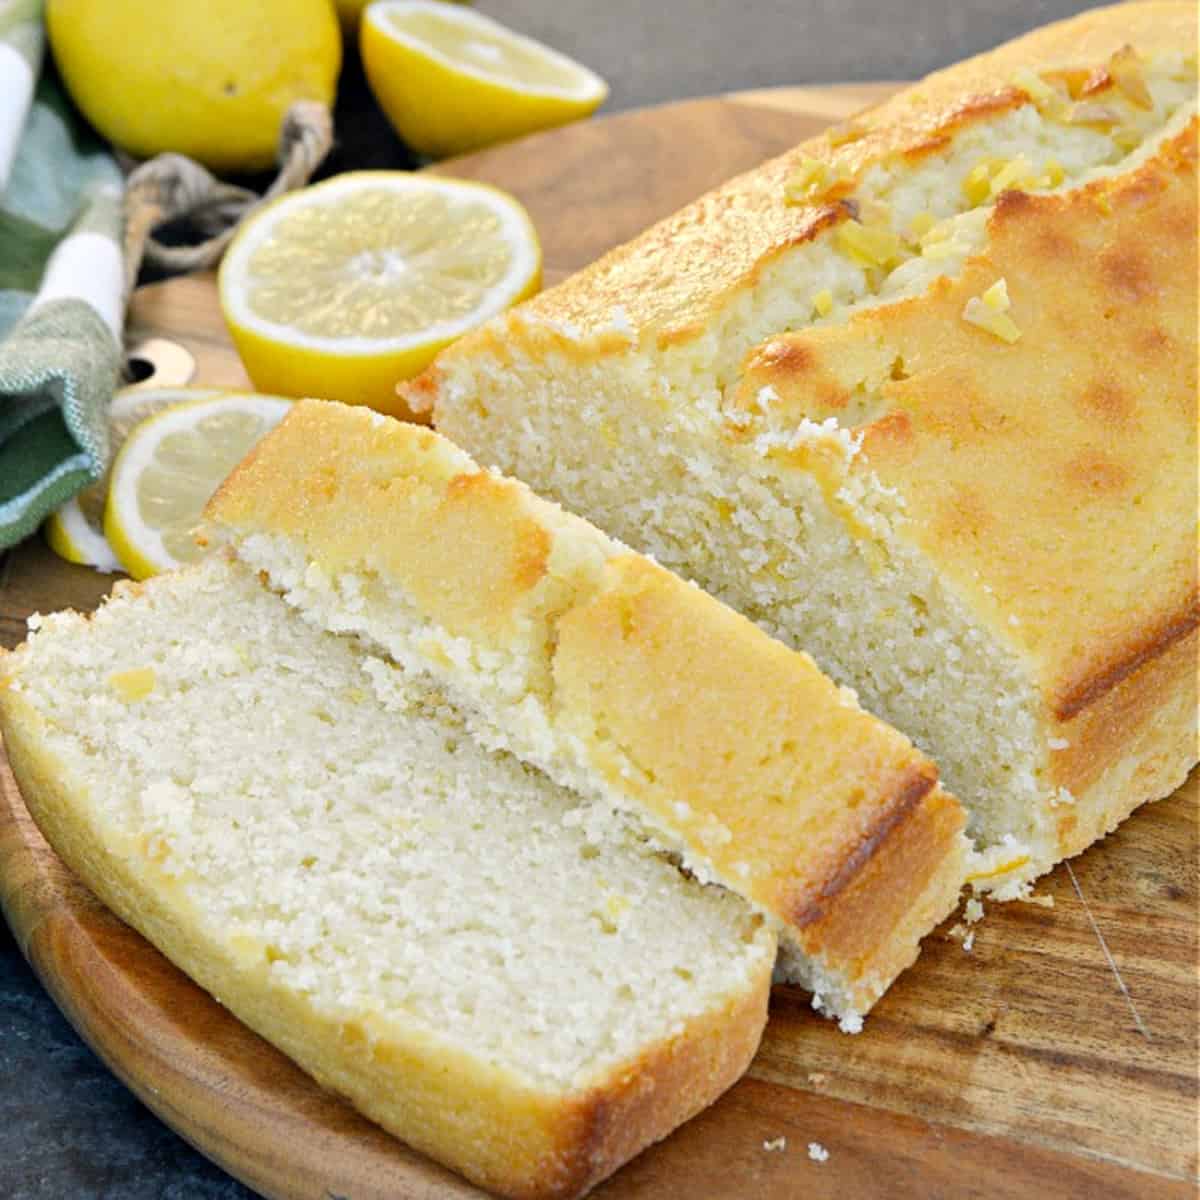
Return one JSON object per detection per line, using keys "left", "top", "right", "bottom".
{"left": 0, "top": 0, "right": 125, "bottom": 550}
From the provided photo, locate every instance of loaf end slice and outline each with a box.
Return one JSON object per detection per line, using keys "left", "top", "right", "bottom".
{"left": 206, "top": 401, "right": 969, "bottom": 1020}
{"left": 0, "top": 559, "right": 775, "bottom": 1200}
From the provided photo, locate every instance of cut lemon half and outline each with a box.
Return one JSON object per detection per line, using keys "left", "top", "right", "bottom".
{"left": 104, "top": 393, "right": 292, "bottom": 580}
{"left": 219, "top": 171, "right": 541, "bottom": 418}
{"left": 361, "top": 1, "right": 608, "bottom": 157}
{"left": 44, "top": 386, "right": 225, "bottom": 573}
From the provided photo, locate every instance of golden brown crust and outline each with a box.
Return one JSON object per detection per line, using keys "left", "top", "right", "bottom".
{"left": 740, "top": 118, "right": 1198, "bottom": 727}
{"left": 785, "top": 770, "right": 936, "bottom": 930}
{"left": 793, "top": 785, "right": 967, "bottom": 1001}
{"left": 1049, "top": 625, "right": 1197, "bottom": 861}
{"left": 398, "top": 0, "right": 1195, "bottom": 370}
{"left": 1052, "top": 602, "right": 1199, "bottom": 725}
{"left": 549, "top": 955, "right": 769, "bottom": 1199}
{"left": 208, "top": 401, "right": 969, "bottom": 1014}
{"left": 0, "top": 670, "right": 772, "bottom": 1200}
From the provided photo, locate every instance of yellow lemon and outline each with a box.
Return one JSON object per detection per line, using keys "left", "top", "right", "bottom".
{"left": 45, "top": 386, "right": 226, "bottom": 574}
{"left": 218, "top": 171, "right": 541, "bottom": 417}
{"left": 361, "top": 1, "right": 608, "bottom": 158}
{"left": 104, "top": 393, "right": 293, "bottom": 580}
{"left": 46, "top": 0, "right": 341, "bottom": 172}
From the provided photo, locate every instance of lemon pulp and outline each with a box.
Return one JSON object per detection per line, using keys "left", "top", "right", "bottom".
{"left": 385, "top": 9, "right": 592, "bottom": 94}
{"left": 243, "top": 187, "right": 517, "bottom": 340}
{"left": 138, "top": 409, "right": 279, "bottom": 562}
{"left": 105, "top": 395, "right": 292, "bottom": 579}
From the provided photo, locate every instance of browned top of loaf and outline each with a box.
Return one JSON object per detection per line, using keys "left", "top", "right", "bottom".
{"left": 734, "top": 117, "right": 1198, "bottom": 724}
{"left": 409, "top": 0, "right": 1193, "bottom": 352}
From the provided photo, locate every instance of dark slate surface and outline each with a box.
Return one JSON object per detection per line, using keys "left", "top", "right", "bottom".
{"left": 4, "top": 2, "right": 1101, "bottom": 1195}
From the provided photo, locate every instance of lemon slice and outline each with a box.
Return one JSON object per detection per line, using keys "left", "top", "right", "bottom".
{"left": 44, "top": 386, "right": 225, "bottom": 573}
{"left": 219, "top": 171, "right": 541, "bottom": 417}
{"left": 361, "top": 1, "right": 608, "bottom": 158}
{"left": 44, "top": 499, "right": 124, "bottom": 574}
{"left": 104, "top": 393, "right": 292, "bottom": 580}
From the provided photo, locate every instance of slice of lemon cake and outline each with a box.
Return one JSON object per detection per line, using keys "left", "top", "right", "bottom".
{"left": 0, "top": 557, "right": 774, "bottom": 1200}
{"left": 206, "top": 399, "right": 968, "bottom": 1022}
{"left": 413, "top": 2, "right": 1199, "bottom": 897}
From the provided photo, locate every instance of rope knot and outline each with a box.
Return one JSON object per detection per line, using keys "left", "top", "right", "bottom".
{"left": 121, "top": 100, "right": 335, "bottom": 293}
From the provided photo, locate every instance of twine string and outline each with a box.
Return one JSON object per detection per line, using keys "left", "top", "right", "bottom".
{"left": 120, "top": 99, "right": 334, "bottom": 294}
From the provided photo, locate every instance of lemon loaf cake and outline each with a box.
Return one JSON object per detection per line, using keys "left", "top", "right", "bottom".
{"left": 414, "top": 2, "right": 1199, "bottom": 897}
{"left": 205, "top": 400, "right": 968, "bottom": 1022}
{"left": 0, "top": 557, "right": 776, "bottom": 1200}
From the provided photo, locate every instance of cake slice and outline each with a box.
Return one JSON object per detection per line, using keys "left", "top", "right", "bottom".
{"left": 205, "top": 399, "right": 968, "bottom": 1022}
{"left": 413, "top": 2, "right": 1199, "bottom": 896}
{"left": 0, "top": 557, "right": 775, "bottom": 1200}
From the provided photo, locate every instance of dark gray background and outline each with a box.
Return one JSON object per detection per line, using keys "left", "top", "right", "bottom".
{"left": 475, "top": 0, "right": 1100, "bottom": 111}
{"left": 3, "top": 2, "right": 1102, "bottom": 1196}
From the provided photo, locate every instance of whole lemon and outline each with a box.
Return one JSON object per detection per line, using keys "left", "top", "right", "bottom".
{"left": 47, "top": 0, "right": 341, "bottom": 172}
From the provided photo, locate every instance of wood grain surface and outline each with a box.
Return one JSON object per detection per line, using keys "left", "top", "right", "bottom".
{"left": 1, "top": 83, "right": 1197, "bottom": 1200}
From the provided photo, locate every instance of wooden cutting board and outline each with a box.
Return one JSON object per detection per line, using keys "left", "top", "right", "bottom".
{"left": 1, "top": 83, "right": 1197, "bottom": 1200}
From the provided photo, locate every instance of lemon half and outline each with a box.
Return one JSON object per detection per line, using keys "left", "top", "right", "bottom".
{"left": 361, "top": 1, "right": 608, "bottom": 158}
{"left": 45, "top": 387, "right": 226, "bottom": 573}
{"left": 104, "top": 393, "right": 292, "bottom": 580}
{"left": 219, "top": 171, "right": 541, "bottom": 417}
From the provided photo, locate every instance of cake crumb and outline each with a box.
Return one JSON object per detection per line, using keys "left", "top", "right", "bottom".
{"left": 837, "top": 1011, "right": 863, "bottom": 1035}
{"left": 607, "top": 305, "right": 634, "bottom": 338}
{"left": 1023, "top": 891, "right": 1055, "bottom": 909}
{"left": 962, "top": 929, "right": 976, "bottom": 952}
{"left": 808, "top": 1071, "right": 827, "bottom": 1085}
{"left": 808, "top": 1141, "right": 830, "bottom": 1163}
{"left": 762, "top": 1136, "right": 787, "bottom": 1152}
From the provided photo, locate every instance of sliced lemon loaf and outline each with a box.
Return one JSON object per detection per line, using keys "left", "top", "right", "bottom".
{"left": 205, "top": 400, "right": 968, "bottom": 1023}
{"left": 0, "top": 557, "right": 775, "bottom": 1200}
{"left": 414, "top": 2, "right": 1199, "bottom": 897}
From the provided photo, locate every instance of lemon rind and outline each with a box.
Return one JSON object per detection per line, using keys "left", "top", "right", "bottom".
{"left": 44, "top": 499, "right": 123, "bottom": 574}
